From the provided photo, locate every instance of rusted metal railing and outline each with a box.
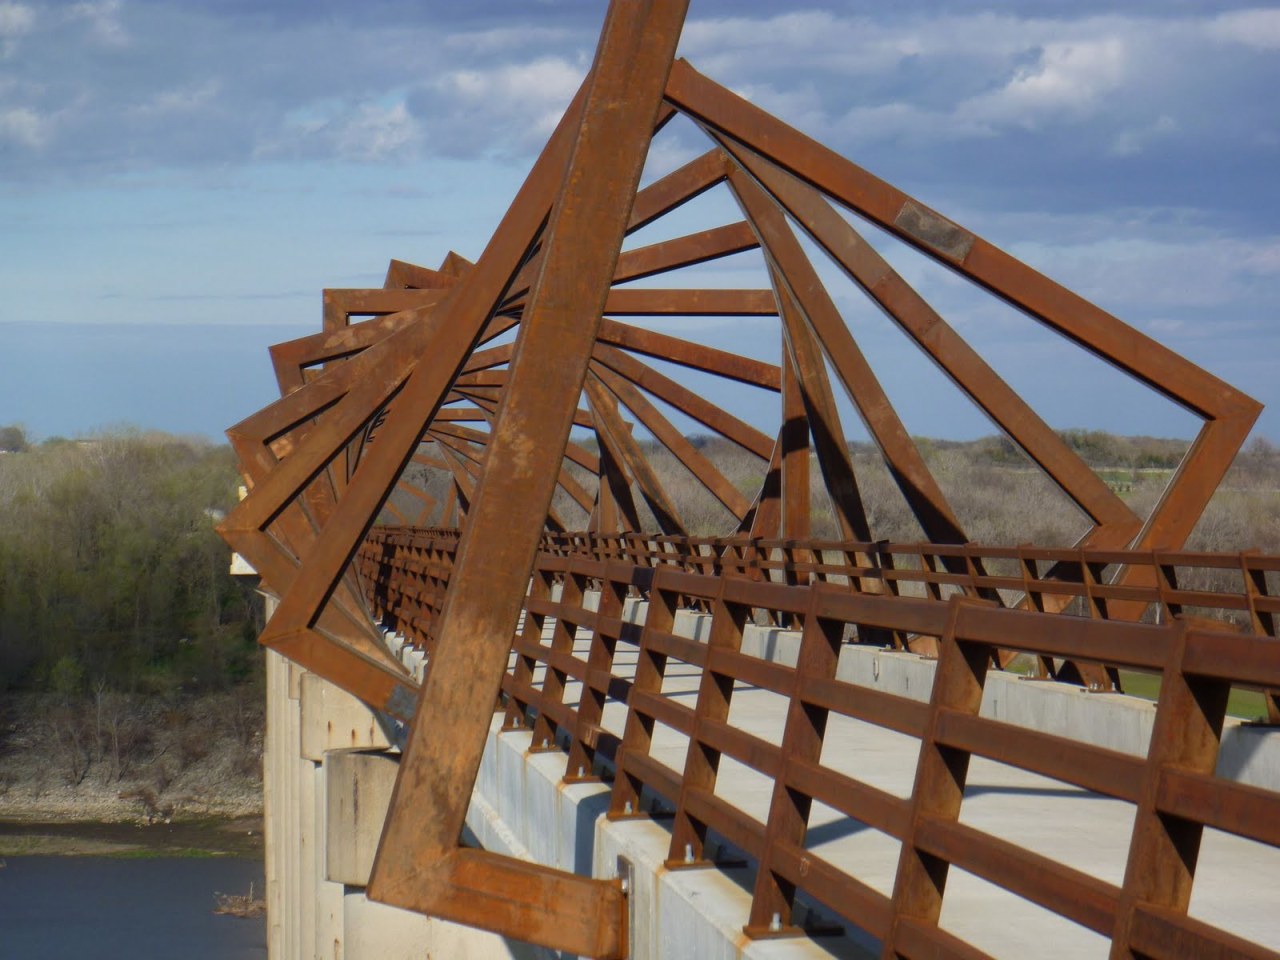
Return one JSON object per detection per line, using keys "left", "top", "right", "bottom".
{"left": 358, "top": 527, "right": 1280, "bottom": 959}
{"left": 362, "top": 528, "right": 1280, "bottom": 654}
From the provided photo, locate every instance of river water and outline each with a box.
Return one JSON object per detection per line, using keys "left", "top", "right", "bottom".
{"left": 0, "top": 855, "right": 266, "bottom": 959}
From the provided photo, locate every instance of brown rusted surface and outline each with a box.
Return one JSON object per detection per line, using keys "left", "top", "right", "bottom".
{"left": 366, "top": 3, "right": 690, "bottom": 956}
{"left": 361, "top": 532, "right": 1280, "bottom": 957}
{"left": 219, "top": 4, "right": 1277, "bottom": 957}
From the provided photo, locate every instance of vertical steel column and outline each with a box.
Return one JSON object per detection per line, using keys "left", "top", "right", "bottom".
{"left": 366, "top": 3, "right": 690, "bottom": 956}
{"left": 1110, "top": 617, "right": 1232, "bottom": 959}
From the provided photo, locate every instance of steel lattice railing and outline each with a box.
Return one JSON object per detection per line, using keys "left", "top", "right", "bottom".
{"left": 356, "top": 527, "right": 1280, "bottom": 960}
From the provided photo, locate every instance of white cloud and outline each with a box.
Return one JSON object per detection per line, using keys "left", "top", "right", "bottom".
{"left": 336, "top": 101, "right": 421, "bottom": 161}
{"left": 67, "top": 0, "right": 127, "bottom": 46}
{"left": 0, "top": 104, "right": 47, "bottom": 146}
{"left": 674, "top": 8, "right": 1279, "bottom": 159}
{"left": 680, "top": 10, "right": 1096, "bottom": 81}
{"left": 0, "top": 1, "right": 31, "bottom": 33}
{"left": 682, "top": 11, "right": 881, "bottom": 76}
{"left": 724, "top": 81, "right": 827, "bottom": 135}
{"left": 0, "top": 1, "right": 33, "bottom": 56}
{"left": 134, "top": 79, "right": 220, "bottom": 116}
{"left": 1110, "top": 113, "right": 1177, "bottom": 157}
{"left": 1241, "top": 242, "right": 1280, "bottom": 275}
{"left": 254, "top": 98, "right": 423, "bottom": 162}
{"left": 1006, "top": 229, "right": 1280, "bottom": 313}
{"left": 0, "top": 1, "right": 1275, "bottom": 203}
{"left": 958, "top": 37, "right": 1128, "bottom": 128}
{"left": 1208, "top": 8, "right": 1280, "bottom": 51}
{"left": 443, "top": 56, "right": 581, "bottom": 118}
{"left": 839, "top": 101, "right": 993, "bottom": 144}
{"left": 412, "top": 56, "right": 586, "bottom": 153}
{"left": 638, "top": 135, "right": 703, "bottom": 187}
{"left": 444, "top": 25, "right": 575, "bottom": 56}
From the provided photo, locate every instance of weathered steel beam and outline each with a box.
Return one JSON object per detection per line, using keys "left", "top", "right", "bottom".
{"left": 613, "top": 221, "right": 759, "bottom": 284}
{"left": 773, "top": 264, "right": 871, "bottom": 543}
{"left": 591, "top": 361, "right": 750, "bottom": 520}
{"left": 716, "top": 136, "right": 1140, "bottom": 539}
{"left": 587, "top": 373, "right": 688, "bottom": 536}
{"left": 666, "top": 59, "right": 1257, "bottom": 422}
{"left": 366, "top": 3, "right": 691, "bottom": 955}
{"left": 729, "top": 167, "right": 968, "bottom": 545}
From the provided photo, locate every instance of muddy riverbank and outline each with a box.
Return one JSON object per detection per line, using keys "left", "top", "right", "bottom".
{"left": 0, "top": 814, "right": 264, "bottom": 857}
{"left": 0, "top": 691, "right": 264, "bottom": 828}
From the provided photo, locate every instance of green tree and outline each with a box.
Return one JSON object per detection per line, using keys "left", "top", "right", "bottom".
{"left": 0, "top": 429, "right": 260, "bottom": 694}
{"left": 0, "top": 424, "right": 27, "bottom": 453}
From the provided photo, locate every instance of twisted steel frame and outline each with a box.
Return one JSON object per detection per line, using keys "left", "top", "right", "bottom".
{"left": 219, "top": 3, "right": 1277, "bottom": 956}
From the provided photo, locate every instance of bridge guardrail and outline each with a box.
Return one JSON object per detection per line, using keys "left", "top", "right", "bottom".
{"left": 357, "top": 528, "right": 1280, "bottom": 959}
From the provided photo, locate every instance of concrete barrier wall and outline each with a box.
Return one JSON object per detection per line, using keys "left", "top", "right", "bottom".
{"left": 474, "top": 717, "right": 870, "bottom": 960}
{"left": 824, "top": 639, "right": 1280, "bottom": 793}
{"left": 639, "top": 597, "right": 1280, "bottom": 792}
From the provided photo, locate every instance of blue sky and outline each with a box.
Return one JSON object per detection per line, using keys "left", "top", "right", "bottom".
{"left": 1, "top": 1, "right": 1277, "bottom": 444}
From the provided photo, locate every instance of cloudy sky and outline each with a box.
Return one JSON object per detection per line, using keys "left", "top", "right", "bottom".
{"left": 1, "top": 0, "right": 1277, "bottom": 444}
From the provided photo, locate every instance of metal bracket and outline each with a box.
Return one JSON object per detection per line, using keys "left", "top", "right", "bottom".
{"left": 616, "top": 855, "right": 635, "bottom": 959}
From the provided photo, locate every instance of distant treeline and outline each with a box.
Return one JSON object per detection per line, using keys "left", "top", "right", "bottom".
{"left": 3, "top": 425, "right": 1277, "bottom": 697}
{"left": 943, "top": 429, "right": 1192, "bottom": 470}
{"left": 540, "top": 430, "right": 1280, "bottom": 550}
{"left": 392, "top": 427, "right": 1280, "bottom": 551}
{"left": 0, "top": 428, "right": 260, "bottom": 694}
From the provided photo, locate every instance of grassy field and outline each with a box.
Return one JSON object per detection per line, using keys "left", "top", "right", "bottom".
{"left": 999, "top": 659, "right": 1270, "bottom": 722}
{"left": 1117, "top": 670, "right": 1271, "bottom": 722}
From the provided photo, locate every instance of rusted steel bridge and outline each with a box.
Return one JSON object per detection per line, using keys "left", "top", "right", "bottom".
{"left": 219, "top": 3, "right": 1280, "bottom": 958}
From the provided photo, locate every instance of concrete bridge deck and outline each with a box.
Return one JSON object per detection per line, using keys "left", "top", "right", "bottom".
{"left": 271, "top": 589, "right": 1280, "bottom": 960}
